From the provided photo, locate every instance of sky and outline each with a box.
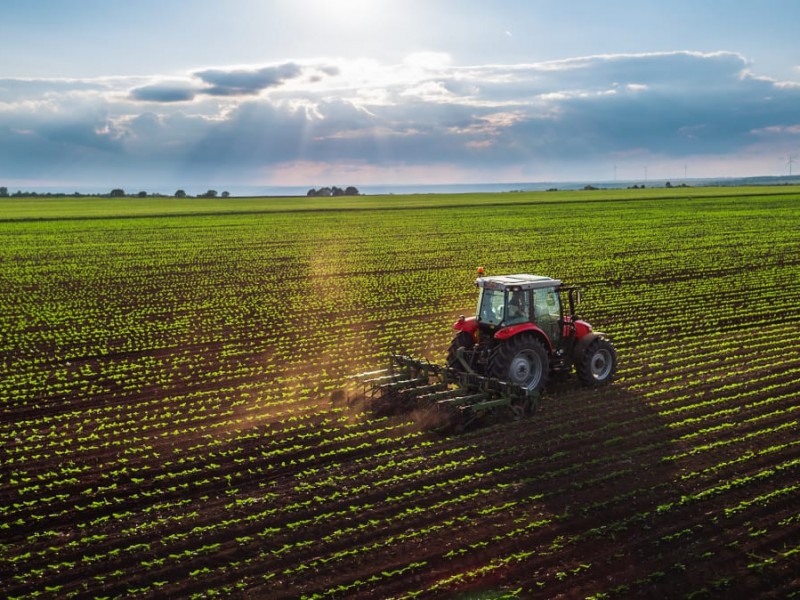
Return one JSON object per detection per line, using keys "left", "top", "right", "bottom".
{"left": 1, "top": 0, "right": 799, "bottom": 194}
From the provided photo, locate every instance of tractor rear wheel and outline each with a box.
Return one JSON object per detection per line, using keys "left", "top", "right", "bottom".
{"left": 576, "top": 337, "right": 617, "bottom": 386}
{"left": 446, "top": 331, "right": 474, "bottom": 372}
{"left": 488, "top": 334, "right": 549, "bottom": 393}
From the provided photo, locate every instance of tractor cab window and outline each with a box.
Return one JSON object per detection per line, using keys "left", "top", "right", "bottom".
{"left": 478, "top": 288, "right": 505, "bottom": 325}
{"left": 505, "top": 290, "right": 530, "bottom": 325}
{"left": 534, "top": 287, "right": 561, "bottom": 342}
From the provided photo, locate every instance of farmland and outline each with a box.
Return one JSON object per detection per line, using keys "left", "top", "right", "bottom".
{"left": 1, "top": 187, "right": 799, "bottom": 599}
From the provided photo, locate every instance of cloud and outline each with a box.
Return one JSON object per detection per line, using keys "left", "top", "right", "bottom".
{"left": 194, "top": 62, "right": 304, "bottom": 96}
{"left": 126, "top": 62, "right": 340, "bottom": 104}
{"left": 130, "top": 82, "right": 198, "bottom": 103}
{"left": 0, "top": 77, "right": 108, "bottom": 101}
{"left": 1, "top": 51, "right": 799, "bottom": 188}
{"left": 750, "top": 124, "right": 800, "bottom": 137}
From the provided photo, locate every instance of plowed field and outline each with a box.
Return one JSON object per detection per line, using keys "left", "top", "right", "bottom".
{"left": 2, "top": 188, "right": 799, "bottom": 599}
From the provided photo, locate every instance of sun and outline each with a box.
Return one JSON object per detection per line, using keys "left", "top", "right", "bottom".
{"left": 284, "top": 0, "right": 407, "bottom": 38}
{"left": 286, "top": 0, "right": 393, "bottom": 31}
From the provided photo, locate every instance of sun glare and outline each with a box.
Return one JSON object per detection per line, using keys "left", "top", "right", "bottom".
{"left": 297, "top": 0, "right": 385, "bottom": 29}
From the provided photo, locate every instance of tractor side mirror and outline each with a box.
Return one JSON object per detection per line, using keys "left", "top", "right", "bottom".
{"left": 572, "top": 289, "right": 582, "bottom": 306}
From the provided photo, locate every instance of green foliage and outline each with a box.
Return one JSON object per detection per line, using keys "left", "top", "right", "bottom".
{"left": 0, "top": 187, "right": 798, "bottom": 598}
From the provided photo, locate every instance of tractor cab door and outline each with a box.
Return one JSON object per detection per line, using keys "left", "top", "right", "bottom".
{"left": 533, "top": 287, "right": 561, "bottom": 345}
{"left": 505, "top": 289, "right": 531, "bottom": 326}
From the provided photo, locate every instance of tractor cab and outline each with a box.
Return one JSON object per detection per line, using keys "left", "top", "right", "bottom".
{"left": 475, "top": 274, "right": 565, "bottom": 343}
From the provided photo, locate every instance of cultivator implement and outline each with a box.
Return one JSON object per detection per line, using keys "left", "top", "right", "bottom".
{"left": 352, "top": 354, "right": 538, "bottom": 431}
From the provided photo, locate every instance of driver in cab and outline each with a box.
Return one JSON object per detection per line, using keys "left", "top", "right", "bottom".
{"left": 507, "top": 291, "right": 529, "bottom": 324}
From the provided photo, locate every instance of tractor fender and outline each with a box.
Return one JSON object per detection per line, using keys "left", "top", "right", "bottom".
{"left": 453, "top": 316, "right": 479, "bottom": 339}
{"left": 454, "top": 315, "right": 479, "bottom": 333}
{"left": 562, "top": 317, "right": 593, "bottom": 339}
{"left": 572, "top": 319, "right": 593, "bottom": 338}
{"left": 494, "top": 323, "right": 554, "bottom": 353}
{"left": 572, "top": 331, "right": 607, "bottom": 360}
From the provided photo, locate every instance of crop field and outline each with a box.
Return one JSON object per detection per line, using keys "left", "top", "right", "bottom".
{"left": 1, "top": 188, "right": 799, "bottom": 599}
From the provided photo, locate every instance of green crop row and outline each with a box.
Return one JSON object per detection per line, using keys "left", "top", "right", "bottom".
{"left": 2, "top": 188, "right": 798, "bottom": 599}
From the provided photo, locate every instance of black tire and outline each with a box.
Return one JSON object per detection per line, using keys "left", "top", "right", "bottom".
{"left": 446, "top": 331, "right": 474, "bottom": 372}
{"left": 576, "top": 337, "right": 617, "bottom": 386}
{"left": 488, "top": 334, "right": 549, "bottom": 393}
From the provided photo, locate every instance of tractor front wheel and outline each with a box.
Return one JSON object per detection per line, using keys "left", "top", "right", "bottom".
{"left": 576, "top": 337, "right": 617, "bottom": 386}
{"left": 488, "top": 334, "right": 549, "bottom": 393}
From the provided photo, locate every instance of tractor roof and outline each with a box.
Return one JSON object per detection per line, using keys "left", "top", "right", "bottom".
{"left": 476, "top": 274, "right": 562, "bottom": 291}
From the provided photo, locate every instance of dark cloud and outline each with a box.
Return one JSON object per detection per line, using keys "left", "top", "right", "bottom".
{"left": 194, "top": 62, "right": 303, "bottom": 96}
{"left": 130, "top": 83, "right": 197, "bottom": 103}
{"left": 127, "top": 62, "right": 336, "bottom": 105}
{"left": 540, "top": 51, "right": 749, "bottom": 90}
{"left": 183, "top": 101, "right": 309, "bottom": 168}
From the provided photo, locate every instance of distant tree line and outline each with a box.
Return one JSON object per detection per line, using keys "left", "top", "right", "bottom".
{"left": 0, "top": 187, "right": 236, "bottom": 198}
{"left": 1, "top": 185, "right": 360, "bottom": 198}
{"left": 110, "top": 189, "right": 231, "bottom": 198}
{"left": 0, "top": 186, "right": 90, "bottom": 198}
{"left": 306, "top": 186, "right": 360, "bottom": 197}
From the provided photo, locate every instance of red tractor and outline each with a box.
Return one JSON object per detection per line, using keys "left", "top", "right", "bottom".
{"left": 353, "top": 270, "right": 617, "bottom": 429}
{"left": 447, "top": 271, "right": 617, "bottom": 392}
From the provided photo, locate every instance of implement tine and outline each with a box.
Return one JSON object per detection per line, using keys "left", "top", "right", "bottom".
{"left": 356, "top": 352, "right": 536, "bottom": 427}
{"left": 353, "top": 368, "right": 391, "bottom": 379}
